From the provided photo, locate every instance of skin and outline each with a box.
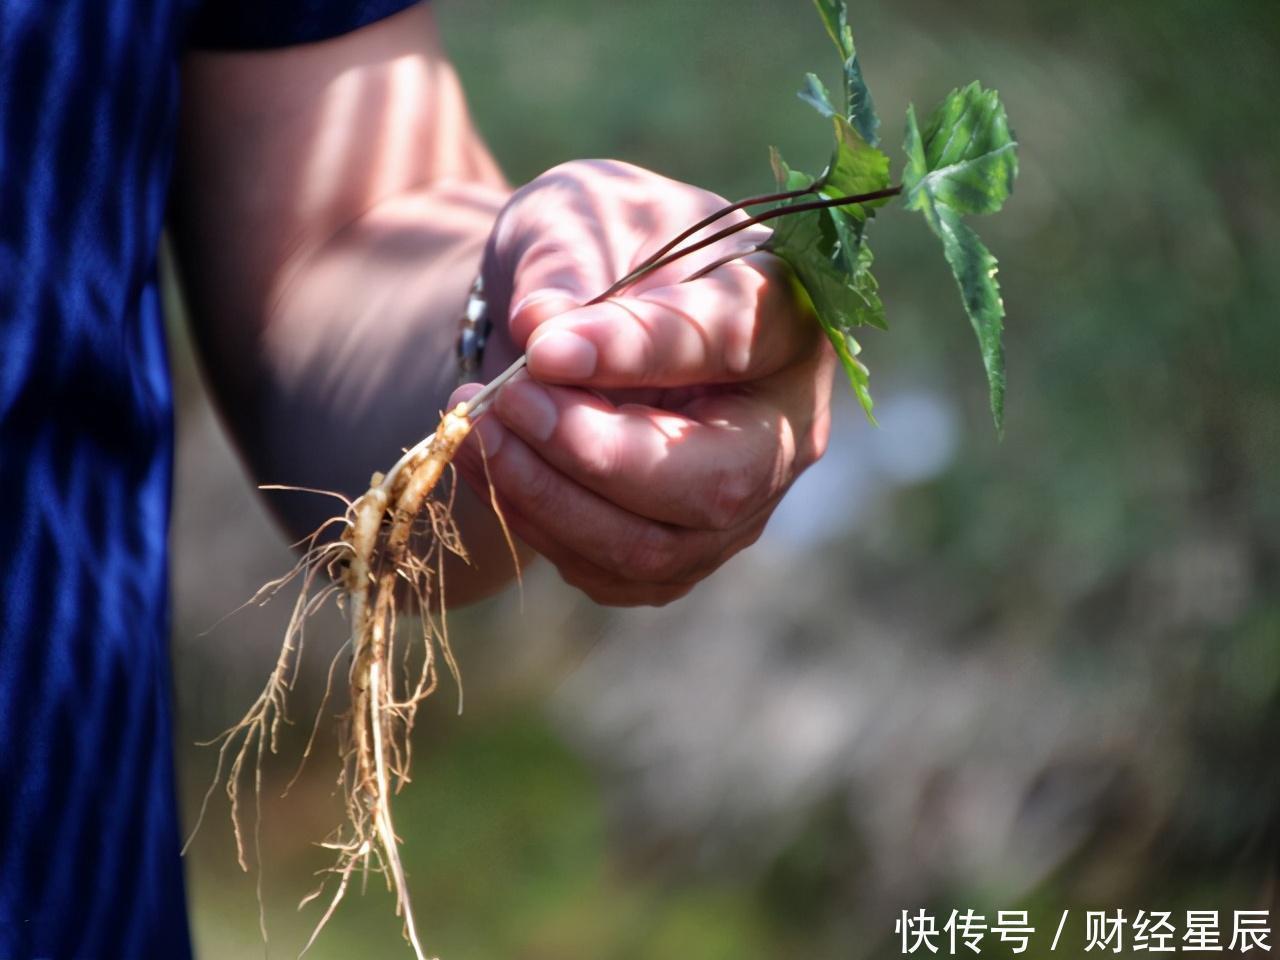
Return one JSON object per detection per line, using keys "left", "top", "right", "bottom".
{"left": 172, "top": 3, "right": 835, "bottom": 608}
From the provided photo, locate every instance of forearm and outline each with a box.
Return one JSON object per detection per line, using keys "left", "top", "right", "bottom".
{"left": 170, "top": 5, "right": 525, "bottom": 602}
{"left": 168, "top": 3, "right": 830, "bottom": 613}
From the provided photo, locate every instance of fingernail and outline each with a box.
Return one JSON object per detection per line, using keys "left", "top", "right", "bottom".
{"left": 498, "top": 379, "right": 558, "bottom": 442}
{"left": 472, "top": 413, "right": 504, "bottom": 458}
{"left": 449, "top": 382, "right": 483, "bottom": 406}
{"left": 528, "top": 330, "right": 597, "bottom": 380}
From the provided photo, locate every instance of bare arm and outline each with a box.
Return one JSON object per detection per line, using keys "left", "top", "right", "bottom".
{"left": 172, "top": 2, "right": 835, "bottom": 609}
{"left": 171, "top": 4, "right": 522, "bottom": 602}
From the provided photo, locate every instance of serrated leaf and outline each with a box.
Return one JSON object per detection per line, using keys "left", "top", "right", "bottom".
{"left": 903, "top": 90, "right": 1017, "bottom": 432}
{"left": 821, "top": 115, "right": 891, "bottom": 208}
{"left": 765, "top": 207, "right": 883, "bottom": 420}
{"left": 842, "top": 236, "right": 887, "bottom": 331}
{"left": 810, "top": 0, "right": 881, "bottom": 147}
{"left": 831, "top": 329, "right": 876, "bottom": 421}
{"left": 767, "top": 207, "right": 884, "bottom": 335}
{"left": 812, "top": 0, "right": 853, "bottom": 61}
{"left": 934, "top": 207, "right": 1005, "bottom": 428}
{"left": 903, "top": 81, "right": 1018, "bottom": 216}
{"left": 781, "top": 95, "right": 890, "bottom": 211}
{"left": 814, "top": 117, "right": 889, "bottom": 332}
{"left": 840, "top": 46, "right": 879, "bottom": 149}
{"left": 798, "top": 73, "right": 837, "bottom": 119}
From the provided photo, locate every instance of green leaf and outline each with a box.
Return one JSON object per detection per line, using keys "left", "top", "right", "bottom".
{"left": 840, "top": 232, "right": 887, "bottom": 331}
{"left": 765, "top": 188, "right": 885, "bottom": 337}
{"left": 764, "top": 206, "right": 883, "bottom": 420}
{"left": 831, "top": 330, "right": 876, "bottom": 422}
{"left": 766, "top": 108, "right": 890, "bottom": 406}
{"left": 840, "top": 45, "right": 879, "bottom": 150}
{"left": 903, "top": 87, "right": 1018, "bottom": 432}
{"left": 903, "top": 81, "right": 1018, "bottom": 216}
{"left": 813, "top": 117, "right": 889, "bottom": 331}
{"left": 821, "top": 115, "right": 891, "bottom": 208}
{"left": 781, "top": 5, "right": 1017, "bottom": 430}
{"left": 797, "top": 73, "right": 837, "bottom": 120}
{"left": 931, "top": 202, "right": 1005, "bottom": 430}
{"left": 810, "top": 0, "right": 881, "bottom": 147}
{"left": 768, "top": 146, "right": 815, "bottom": 193}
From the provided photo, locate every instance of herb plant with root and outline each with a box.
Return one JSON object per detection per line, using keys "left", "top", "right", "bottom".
{"left": 188, "top": 1, "right": 1019, "bottom": 956}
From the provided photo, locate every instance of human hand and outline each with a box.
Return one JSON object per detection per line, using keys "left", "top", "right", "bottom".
{"left": 450, "top": 160, "right": 836, "bottom": 606}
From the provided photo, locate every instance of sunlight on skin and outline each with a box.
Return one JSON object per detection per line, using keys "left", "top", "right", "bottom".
{"left": 173, "top": 4, "right": 834, "bottom": 608}
{"left": 298, "top": 60, "right": 365, "bottom": 223}
{"left": 258, "top": 186, "right": 504, "bottom": 403}
{"left": 378, "top": 56, "right": 429, "bottom": 196}
{"left": 173, "top": 5, "right": 517, "bottom": 604}
{"left": 444, "top": 161, "right": 832, "bottom": 605}
{"left": 175, "top": 5, "right": 506, "bottom": 326}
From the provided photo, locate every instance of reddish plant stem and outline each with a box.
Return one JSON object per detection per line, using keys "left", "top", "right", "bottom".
{"left": 617, "top": 184, "right": 817, "bottom": 289}
{"left": 464, "top": 184, "right": 903, "bottom": 418}
{"left": 680, "top": 244, "right": 766, "bottom": 284}
{"left": 609, "top": 185, "right": 903, "bottom": 293}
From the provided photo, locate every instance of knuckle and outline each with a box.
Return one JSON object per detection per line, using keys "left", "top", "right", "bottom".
{"left": 702, "top": 465, "right": 761, "bottom": 530}
{"left": 616, "top": 526, "right": 684, "bottom": 582}
{"left": 564, "top": 573, "right": 624, "bottom": 609}
{"left": 702, "top": 434, "right": 788, "bottom": 529}
{"left": 514, "top": 456, "right": 560, "bottom": 518}
{"left": 566, "top": 572, "right": 652, "bottom": 609}
{"left": 647, "top": 582, "right": 696, "bottom": 608}
{"left": 718, "top": 315, "right": 756, "bottom": 380}
{"left": 602, "top": 300, "right": 658, "bottom": 385}
{"left": 737, "top": 516, "right": 770, "bottom": 554}
{"left": 578, "top": 428, "right": 621, "bottom": 481}
{"left": 717, "top": 289, "right": 768, "bottom": 381}
{"left": 796, "top": 409, "right": 831, "bottom": 472}
{"left": 527, "top": 159, "right": 592, "bottom": 194}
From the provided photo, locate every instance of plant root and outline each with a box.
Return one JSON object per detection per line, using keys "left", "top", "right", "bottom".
{"left": 185, "top": 176, "right": 842, "bottom": 957}
{"left": 190, "top": 404, "right": 478, "bottom": 960}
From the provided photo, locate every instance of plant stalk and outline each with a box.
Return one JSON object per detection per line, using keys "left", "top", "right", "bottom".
{"left": 608, "top": 184, "right": 816, "bottom": 292}
{"left": 458, "top": 184, "right": 903, "bottom": 422}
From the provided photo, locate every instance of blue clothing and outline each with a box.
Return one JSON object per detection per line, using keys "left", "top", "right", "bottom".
{"left": 0, "top": 1, "right": 418, "bottom": 956}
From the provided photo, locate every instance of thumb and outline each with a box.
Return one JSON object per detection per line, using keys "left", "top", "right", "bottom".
{"left": 508, "top": 290, "right": 584, "bottom": 348}
{"left": 483, "top": 168, "right": 625, "bottom": 346}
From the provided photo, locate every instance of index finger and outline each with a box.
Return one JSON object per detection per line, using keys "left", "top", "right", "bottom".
{"left": 524, "top": 252, "right": 816, "bottom": 389}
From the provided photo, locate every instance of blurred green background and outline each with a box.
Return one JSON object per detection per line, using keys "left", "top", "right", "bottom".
{"left": 168, "top": 0, "right": 1280, "bottom": 957}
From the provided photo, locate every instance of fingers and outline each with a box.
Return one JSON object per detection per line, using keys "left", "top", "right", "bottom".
{"left": 488, "top": 378, "right": 796, "bottom": 530}
{"left": 488, "top": 159, "right": 697, "bottom": 344}
{"left": 500, "top": 516, "right": 699, "bottom": 608}
{"left": 482, "top": 166, "right": 614, "bottom": 316}
{"left": 487, "top": 158, "right": 785, "bottom": 369}
{"left": 451, "top": 422, "right": 773, "bottom": 602}
{"left": 459, "top": 157, "right": 837, "bottom": 606}
{"left": 524, "top": 252, "right": 818, "bottom": 389}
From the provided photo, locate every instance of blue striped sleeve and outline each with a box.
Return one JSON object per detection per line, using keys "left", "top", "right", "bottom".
{"left": 188, "top": 0, "right": 424, "bottom": 50}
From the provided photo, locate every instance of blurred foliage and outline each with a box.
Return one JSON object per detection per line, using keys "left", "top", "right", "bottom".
{"left": 172, "top": 0, "right": 1280, "bottom": 957}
